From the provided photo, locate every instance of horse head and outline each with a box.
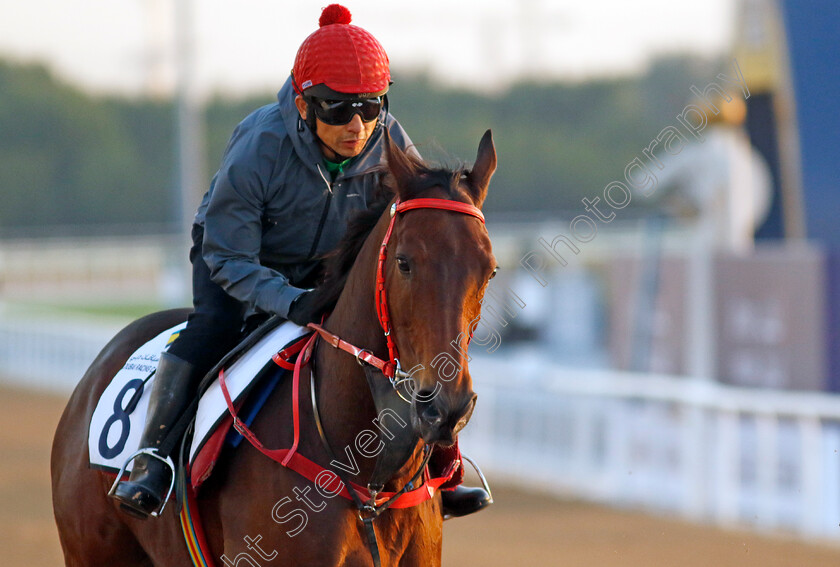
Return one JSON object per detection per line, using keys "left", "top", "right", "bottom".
{"left": 382, "top": 130, "right": 498, "bottom": 446}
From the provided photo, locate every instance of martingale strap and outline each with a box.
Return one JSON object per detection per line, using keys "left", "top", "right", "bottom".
{"left": 217, "top": 340, "right": 455, "bottom": 509}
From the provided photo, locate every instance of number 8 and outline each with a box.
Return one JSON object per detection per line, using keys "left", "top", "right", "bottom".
{"left": 98, "top": 378, "right": 145, "bottom": 459}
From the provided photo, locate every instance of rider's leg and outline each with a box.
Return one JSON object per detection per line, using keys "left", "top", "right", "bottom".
{"left": 111, "top": 351, "right": 196, "bottom": 518}
{"left": 430, "top": 438, "right": 493, "bottom": 518}
{"left": 112, "top": 224, "right": 245, "bottom": 518}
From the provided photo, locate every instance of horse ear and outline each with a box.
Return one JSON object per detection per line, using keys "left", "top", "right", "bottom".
{"left": 468, "top": 129, "right": 497, "bottom": 208}
{"left": 384, "top": 129, "right": 416, "bottom": 197}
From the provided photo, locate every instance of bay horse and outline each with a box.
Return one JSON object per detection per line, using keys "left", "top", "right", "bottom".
{"left": 51, "top": 130, "right": 497, "bottom": 566}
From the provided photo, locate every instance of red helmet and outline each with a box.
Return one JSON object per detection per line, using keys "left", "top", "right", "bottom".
{"left": 292, "top": 4, "right": 390, "bottom": 98}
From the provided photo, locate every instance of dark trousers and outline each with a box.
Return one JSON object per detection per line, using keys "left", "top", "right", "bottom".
{"left": 166, "top": 224, "right": 246, "bottom": 382}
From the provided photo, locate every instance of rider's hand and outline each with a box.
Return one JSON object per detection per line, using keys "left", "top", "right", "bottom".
{"left": 287, "top": 290, "right": 321, "bottom": 327}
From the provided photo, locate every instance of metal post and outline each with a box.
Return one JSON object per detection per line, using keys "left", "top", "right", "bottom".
{"left": 163, "top": 0, "right": 204, "bottom": 306}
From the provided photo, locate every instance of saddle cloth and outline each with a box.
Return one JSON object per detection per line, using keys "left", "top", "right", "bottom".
{"left": 88, "top": 321, "right": 307, "bottom": 486}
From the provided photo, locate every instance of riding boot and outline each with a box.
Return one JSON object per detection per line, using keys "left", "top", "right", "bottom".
{"left": 111, "top": 352, "right": 196, "bottom": 519}
{"left": 431, "top": 440, "right": 493, "bottom": 518}
{"left": 441, "top": 485, "right": 493, "bottom": 518}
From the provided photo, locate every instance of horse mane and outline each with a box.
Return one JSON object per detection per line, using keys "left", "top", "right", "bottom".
{"left": 310, "top": 155, "right": 467, "bottom": 315}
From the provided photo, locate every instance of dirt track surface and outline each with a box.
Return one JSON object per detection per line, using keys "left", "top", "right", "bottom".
{"left": 6, "top": 384, "right": 840, "bottom": 566}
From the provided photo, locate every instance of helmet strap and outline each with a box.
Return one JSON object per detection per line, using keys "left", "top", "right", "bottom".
{"left": 303, "top": 101, "right": 350, "bottom": 162}
{"left": 379, "top": 94, "right": 390, "bottom": 127}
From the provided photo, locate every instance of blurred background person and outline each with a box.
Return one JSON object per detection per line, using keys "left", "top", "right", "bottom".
{"left": 655, "top": 94, "right": 773, "bottom": 254}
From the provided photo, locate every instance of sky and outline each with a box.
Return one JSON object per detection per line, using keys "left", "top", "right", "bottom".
{"left": 0, "top": 0, "right": 735, "bottom": 97}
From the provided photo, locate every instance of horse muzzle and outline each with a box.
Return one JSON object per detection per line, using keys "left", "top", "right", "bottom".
{"left": 411, "top": 390, "right": 477, "bottom": 446}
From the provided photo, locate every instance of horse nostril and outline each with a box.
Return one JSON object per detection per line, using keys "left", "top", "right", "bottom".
{"left": 417, "top": 400, "right": 443, "bottom": 427}
{"left": 422, "top": 403, "right": 440, "bottom": 419}
{"left": 414, "top": 388, "right": 438, "bottom": 403}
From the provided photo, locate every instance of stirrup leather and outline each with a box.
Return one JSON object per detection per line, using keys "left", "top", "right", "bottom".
{"left": 108, "top": 448, "right": 177, "bottom": 517}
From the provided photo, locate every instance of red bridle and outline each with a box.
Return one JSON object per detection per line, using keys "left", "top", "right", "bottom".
{"left": 375, "top": 198, "right": 486, "bottom": 379}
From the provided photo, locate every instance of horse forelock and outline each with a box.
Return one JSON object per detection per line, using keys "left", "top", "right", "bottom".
{"left": 393, "top": 165, "right": 468, "bottom": 203}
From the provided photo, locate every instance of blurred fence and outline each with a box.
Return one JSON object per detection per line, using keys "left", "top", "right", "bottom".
{"left": 0, "top": 233, "right": 186, "bottom": 304}
{"left": 3, "top": 314, "right": 839, "bottom": 542}
{"left": 462, "top": 354, "right": 840, "bottom": 541}
{"left": 0, "top": 315, "right": 123, "bottom": 393}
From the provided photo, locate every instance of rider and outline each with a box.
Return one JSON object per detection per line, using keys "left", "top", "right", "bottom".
{"left": 112, "top": 4, "right": 491, "bottom": 520}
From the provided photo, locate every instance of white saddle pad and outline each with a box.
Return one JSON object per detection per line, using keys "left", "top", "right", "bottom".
{"left": 88, "top": 321, "right": 307, "bottom": 473}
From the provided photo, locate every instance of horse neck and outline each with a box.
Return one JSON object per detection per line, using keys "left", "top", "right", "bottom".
{"left": 319, "top": 214, "right": 388, "bottom": 373}
{"left": 312, "top": 211, "right": 424, "bottom": 484}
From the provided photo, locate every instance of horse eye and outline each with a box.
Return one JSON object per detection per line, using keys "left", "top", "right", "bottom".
{"left": 396, "top": 256, "right": 411, "bottom": 274}
{"left": 489, "top": 266, "right": 499, "bottom": 280}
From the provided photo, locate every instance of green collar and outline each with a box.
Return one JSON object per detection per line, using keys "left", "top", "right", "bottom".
{"left": 323, "top": 156, "right": 354, "bottom": 177}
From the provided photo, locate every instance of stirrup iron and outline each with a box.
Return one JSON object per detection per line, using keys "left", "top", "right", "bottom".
{"left": 442, "top": 452, "right": 494, "bottom": 521}
{"left": 460, "top": 452, "right": 493, "bottom": 503}
{"left": 108, "top": 448, "right": 177, "bottom": 517}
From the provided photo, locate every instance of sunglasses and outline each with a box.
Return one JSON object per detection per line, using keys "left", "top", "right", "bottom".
{"left": 306, "top": 96, "right": 383, "bottom": 125}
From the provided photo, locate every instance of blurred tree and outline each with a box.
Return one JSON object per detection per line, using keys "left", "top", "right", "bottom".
{"left": 0, "top": 61, "right": 174, "bottom": 233}
{"left": 0, "top": 55, "right": 716, "bottom": 235}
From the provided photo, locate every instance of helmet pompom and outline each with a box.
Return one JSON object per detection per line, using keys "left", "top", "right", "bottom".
{"left": 294, "top": 3, "right": 389, "bottom": 95}
{"left": 319, "top": 4, "right": 352, "bottom": 27}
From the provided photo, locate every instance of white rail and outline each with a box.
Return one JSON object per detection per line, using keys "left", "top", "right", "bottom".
{"left": 3, "top": 317, "right": 838, "bottom": 541}
{"left": 0, "top": 315, "right": 124, "bottom": 393}
{"left": 461, "top": 354, "right": 840, "bottom": 541}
